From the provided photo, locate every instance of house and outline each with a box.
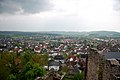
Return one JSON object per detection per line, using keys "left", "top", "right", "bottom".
{"left": 54, "top": 55, "right": 65, "bottom": 64}
{"left": 18, "top": 48, "right": 23, "bottom": 53}
{"left": 34, "top": 46, "right": 41, "bottom": 53}
{"left": 102, "top": 47, "right": 111, "bottom": 53}
{"left": 14, "top": 46, "right": 19, "bottom": 52}
{"left": 49, "top": 51, "right": 58, "bottom": 57}
{"left": 67, "top": 55, "right": 80, "bottom": 66}
{"left": 48, "top": 60, "right": 60, "bottom": 71}
{"left": 13, "top": 46, "right": 23, "bottom": 53}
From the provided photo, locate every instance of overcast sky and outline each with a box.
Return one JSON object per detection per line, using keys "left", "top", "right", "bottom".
{"left": 0, "top": 0, "right": 120, "bottom": 32}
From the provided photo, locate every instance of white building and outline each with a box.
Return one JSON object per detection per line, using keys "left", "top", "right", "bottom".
{"left": 48, "top": 60, "right": 60, "bottom": 71}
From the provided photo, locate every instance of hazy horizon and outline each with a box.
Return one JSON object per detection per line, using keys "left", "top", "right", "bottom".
{"left": 0, "top": 0, "right": 120, "bottom": 32}
{"left": 0, "top": 29, "right": 120, "bottom": 33}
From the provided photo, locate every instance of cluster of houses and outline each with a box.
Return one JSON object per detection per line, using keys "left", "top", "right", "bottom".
{"left": 47, "top": 41, "right": 88, "bottom": 72}
{"left": 0, "top": 36, "right": 88, "bottom": 70}
{"left": 96, "top": 39, "right": 120, "bottom": 52}
{"left": 1, "top": 35, "right": 120, "bottom": 80}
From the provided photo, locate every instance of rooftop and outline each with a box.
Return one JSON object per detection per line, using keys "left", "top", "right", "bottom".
{"left": 107, "top": 59, "right": 120, "bottom": 66}
{"left": 104, "top": 52, "right": 120, "bottom": 60}
{"left": 54, "top": 55, "right": 64, "bottom": 60}
{"left": 48, "top": 60, "right": 60, "bottom": 66}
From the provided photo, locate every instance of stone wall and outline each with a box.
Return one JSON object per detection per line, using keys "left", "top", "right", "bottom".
{"left": 103, "top": 60, "right": 120, "bottom": 80}
{"left": 87, "top": 48, "right": 101, "bottom": 80}
{"left": 87, "top": 48, "right": 120, "bottom": 80}
{"left": 102, "top": 60, "right": 111, "bottom": 80}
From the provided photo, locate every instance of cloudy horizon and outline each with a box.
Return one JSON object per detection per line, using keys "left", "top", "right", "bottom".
{"left": 0, "top": 0, "right": 120, "bottom": 32}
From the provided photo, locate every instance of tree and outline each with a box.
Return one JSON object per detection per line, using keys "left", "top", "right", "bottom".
{"left": 0, "top": 62, "right": 10, "bottom": 80}
{"left": 21, "top": 50, "right": 33, "bottom": 65}
{"left": 0, "top": 52, "right": 18, "bottom": 80}
{"left": 0, "top": 51, "right": 47, "bottom": 80}
{"left": 20, "top": 61, "right": 46, "bottom": 80}
{"left": 32, "top": 54, "right": 48, "bottom": 66}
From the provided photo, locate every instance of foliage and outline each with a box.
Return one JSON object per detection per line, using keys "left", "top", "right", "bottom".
{"left": 73, "top": 71, "right": 84, "bottom": 80}
{"left": 0, "top": 62, "right": 10, "bottom": 80}
{"left": 0, "top": 51, "right": 47, "bottom": 80}
{"left": 21, "top": 62, "right": 46, "bottom": 80}
{"left": 8, "top": 74, "right": 17, "bottom": 80}
{"left": 32, "top": 54, "right": 48, "bottom": 66}
{"left": 0, "top": 52, "right": 17, "bottom": 80}
{"left": 59, "top": 65, "right": 69, "bottom": 74}
{"left": 63, "top": 53, "right": 68, "bottom": 59}
{"left": 21, "top": 50, "right": 33, "bottom": 65}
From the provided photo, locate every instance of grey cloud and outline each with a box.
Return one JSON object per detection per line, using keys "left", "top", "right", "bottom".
{"left": 0, "top": 0, "right": 52, "bottom": 14}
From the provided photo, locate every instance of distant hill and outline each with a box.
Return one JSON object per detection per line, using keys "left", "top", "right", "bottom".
{"left": 0, "top": 31, "right": 61, "bottom": 36}
{"left": 0, "top": 31, "right": 120, "bottom": 38}
{"left": 87, "top": 31, "right": 120, "bottom": 38}
{"left": 46, "top": 31, "right": 120, "bottom": 38}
